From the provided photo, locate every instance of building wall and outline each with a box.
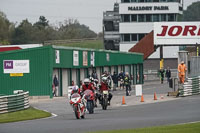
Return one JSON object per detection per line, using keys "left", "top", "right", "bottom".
{"left": 0, "top": 47, "right": 52, "bottom": 96}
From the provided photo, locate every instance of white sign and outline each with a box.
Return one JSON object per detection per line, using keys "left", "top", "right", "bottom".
{"left": 90, "top": 52, "right": 95, "bottom": 66}
{"left": 83, "top": 51, "right": 88, "bottom": 66}
{"left": 119, "top": 3, "right": 180, "bottom": 14}
{"left": 154, "top": 22, "right": 200, "bottom": 45}
{"left": 73, "top": 51, "right": 79, "bottom": 66}
{"left": 4, "top": 60, "right": 30, "bottom": 73}
{"left": 135, "top": 84, "right": 142, "bottom": 96}
{"left": 55, "top": 50, "right": 60, "bottom": 64}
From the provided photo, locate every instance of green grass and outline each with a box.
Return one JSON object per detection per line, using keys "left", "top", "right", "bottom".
{"left": 91, "top": 122, "right": 200, "bottom": 133}
{"left": 57, "top": 40, "right": 104, "bottom": 49}
{"left": 0, "top": 107, "right": 51, "bottom": 123}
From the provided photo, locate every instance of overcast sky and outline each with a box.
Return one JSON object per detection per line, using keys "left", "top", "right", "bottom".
{"left": 0, "top": 0, "right": 199, "bottom": 33}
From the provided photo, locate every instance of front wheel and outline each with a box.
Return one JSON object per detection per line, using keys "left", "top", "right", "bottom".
{"left": 102, "top": 97, "right": 108, "bottom": 110}
{"left": 87, "top": 100, "right": 94, "bottom": 114}
{"left": 74, "top": 105, "right": 80, "bottom": 119}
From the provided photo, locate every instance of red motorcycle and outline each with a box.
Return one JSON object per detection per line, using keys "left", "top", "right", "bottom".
{"left": 83, "top": 89, "right": 95, "bottom": 114}
{"left": 70, "top": 93, "right": 86, "bottom": 119}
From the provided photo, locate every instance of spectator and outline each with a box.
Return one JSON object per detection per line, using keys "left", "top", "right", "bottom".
{"left": 53, "top": 75, "right": 59, "bottom": 97}
{"left": 165, "top": 67, "right": 171, "bottom": 83}
{"left": 159, "top": 67, "right": 165, "bottom": 84}
{"left": 112, "top": 71, "right": 118, "bottom": 91}
{"left": 118, "top": 71, "right": 125, "bottom": 90}
{"left": 91, "top": 70, "right": 98, "bottom": 80}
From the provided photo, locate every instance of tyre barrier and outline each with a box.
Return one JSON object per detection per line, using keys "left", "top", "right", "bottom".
{"left": 0, "top": 91, "right": 29, "bottom": 114}
{"left": 179, "top": 76, "right": 200, "bottom": 97}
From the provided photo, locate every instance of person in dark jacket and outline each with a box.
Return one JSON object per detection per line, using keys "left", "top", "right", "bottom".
{"left": 112, "top": 71, "right": 118, "bottom": 91}
{"left": 53, "top": 75, "right": 59, "bottom": 97}
{"left": 165, "top": 67, "right": 171, "bottom": 83}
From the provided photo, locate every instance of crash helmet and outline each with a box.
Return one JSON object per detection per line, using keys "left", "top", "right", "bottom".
{"left": 102, "top": 77, "right": 107, "bottom": 83}
{"left": 72, "top": 86, "right": 79, "bottom": 93}
{"left": 89, "top": 77, "right": 94, "bottom": 82}
{"left": 84, "top": 78, "right": 90, "bottom": 85}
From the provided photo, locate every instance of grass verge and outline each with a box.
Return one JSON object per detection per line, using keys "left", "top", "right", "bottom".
{"left": 57, "top": 40, "right": 104, "bottom": 49}
{"left": 91, "top": 122, "right": 200, "bottom": 133}
{"left": 0, "top": 107, "right": 51, "bottom": 123}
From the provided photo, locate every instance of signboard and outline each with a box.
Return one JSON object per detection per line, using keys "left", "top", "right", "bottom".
{"left": 119, "top": 3, "right": 180, "bottom": 14}
{"left": 90, "top": 52, "right": 95, "bottom": 67}
{"left": 73, "top": 51, "right": 79, "bottom": 66}
{"left": 83, "top": 51, "right": 88, "bottom": 66}
{"left": 154, "top": 22, "right": 200, "bottom": 45}
{"left": 55, "top": 50, "right": 60, "bottom": 64}
{"left": 10, "top": 73, "right": 23, "bottom": 77}
{"left": 4, "top": 60, "right": 30, "bottom": 73}
{"left": 106, "top": 53, "right": 110, "bottom": 62}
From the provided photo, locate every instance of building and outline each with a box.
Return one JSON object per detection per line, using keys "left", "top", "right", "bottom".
{"left": 0, "top": 45, "right": 143, "bottom": 98}
{"left": 103, "top": 0, "right": 183, "bottom": 69}
{"left": 103, "top": 3, "right": 120, "bottom": 50}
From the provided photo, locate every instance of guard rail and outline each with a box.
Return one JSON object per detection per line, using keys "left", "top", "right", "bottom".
{"left": 0, "top": 91, "right": 29, "bottom": 114}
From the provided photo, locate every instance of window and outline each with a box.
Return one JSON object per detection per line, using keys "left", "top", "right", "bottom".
{"left": 122, "top": 0, "right": 130, "bottom": 3}
{"left": 153, "top": 14, "right": 159, "bottom": 22}
{"left": 168, "top": 14, "right": 175, "bottom": 21}
{"left": 161, "top": 14, "right": 167, "bottom": 21}
{"left": 124, "top": 34, "right": 131, "bottom": 41}
{"left": 123, "top": 14, "right": 130, "bottom": 22}
{"left": 153, "top": 0, "right": 159, "bottom": 2}
{"left": 138, "top": 34, "right": 145, "bottom": 41}
{"left": 160, "top": 0, "right": 167, "bottom": 2}
{"left": 131, "top": 0, "right": 138, "bottom": 2}
{"left": 146, "top": 0, "right": 153, "bottom": 2}
{"left": 131, "top": 14, "right": 137, "bottom": 22}
{"left": 138, "top": 0, "right": 145, "bottom": 2}
{"left": 131, "top": 34, "right": 137, "bottom": 41}
{"left": 146, "top": 14, "right": 152, "bottom": 22}
{"left": 138, "top": 14, "right": 145, "bottom": 22}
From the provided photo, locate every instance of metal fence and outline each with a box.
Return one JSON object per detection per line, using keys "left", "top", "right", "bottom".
{"left": 189, "top": 56, "right": 200, "bottom": 77}
{"left": 143, "top": 69, "right": 178, "bottom": 81}
{"left": 44, "top": 38, "right": 99, "bottom": 45}
{"left": 0, "top": 91, "right": 29, "bottom": 114}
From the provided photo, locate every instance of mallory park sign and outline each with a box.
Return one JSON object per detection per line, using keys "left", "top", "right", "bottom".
{"left": 128, "top": 6, "right": 169, "bottom": 11}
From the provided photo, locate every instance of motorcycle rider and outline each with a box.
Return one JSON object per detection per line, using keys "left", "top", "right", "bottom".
{"left": 99, "top": 77, "right": 113, "bottom": 105}
{"left": 81, "top": 78, "right": 95, "bottom": 93}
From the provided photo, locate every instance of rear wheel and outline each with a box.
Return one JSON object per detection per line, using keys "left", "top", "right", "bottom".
{"left": 74, "top": 106, "right": 80, "bottom": 119}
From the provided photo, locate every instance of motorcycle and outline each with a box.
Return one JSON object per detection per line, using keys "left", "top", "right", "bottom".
{"left": 70, "top": 93, "right": 86, "bottom": 119}
{"left": 83, "top": 89, "right": 95, "bottom": 114}
{"left": 101, "top": 90, "right": 109, "bottom": 110}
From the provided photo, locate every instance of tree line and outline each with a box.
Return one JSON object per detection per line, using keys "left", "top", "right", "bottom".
{"left": 0, "top": 1, "right": 200, "bottom": 45}
{"left": 0, "top": 11, "right": 97, "bottom": 45}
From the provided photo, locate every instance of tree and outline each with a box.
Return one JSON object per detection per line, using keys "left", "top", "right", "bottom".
{"left": 0, "top": 11, "right": 14, "bottom": 45}
{"left": 12, "top": 19, "right": 35, "bottom": 44}
{"left": 183, "top": 2, "right": 200, "bottom": 21}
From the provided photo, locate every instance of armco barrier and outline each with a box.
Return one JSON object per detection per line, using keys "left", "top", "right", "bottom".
{"left": 179, "top": 76, "right": 200, "bottom": 97}
{"left": 0, "top": 91, "right": 29, "bottom": 114}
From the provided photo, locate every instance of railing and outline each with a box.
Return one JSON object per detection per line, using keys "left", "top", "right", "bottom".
{"left": 44, "top": 38, "right": 100, "bottom": 45}
{"left": 0, "top": 91, "right": 29, "bottom": 114}
{"left": 179, "top": 76, "right": 200, "bottom": 97}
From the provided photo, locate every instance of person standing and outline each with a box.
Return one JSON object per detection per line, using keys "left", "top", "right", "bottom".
{"left": 112, "top": 72, "right": 118, "bottom": 91}
{"left": 118, "top": 71, "right": 125, "bottom": 90}
{"left": 124, "top": 72, "right": 131, "bottom": 96}
{"left": 165, "top": 67, "right": 171, "bottom": 83}
{"left": 159, "top": 67, "right": 165, "bottom": 84}
{"left": 53, "top": 75, "right": 59, "bottom": 97}
{"left": 178, "top": 61, "right": 187, "bottom": 84}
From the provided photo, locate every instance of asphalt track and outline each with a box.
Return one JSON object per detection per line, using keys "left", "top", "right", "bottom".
{"left": 1, "top": 82, "right": 200, "bottom": 133}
